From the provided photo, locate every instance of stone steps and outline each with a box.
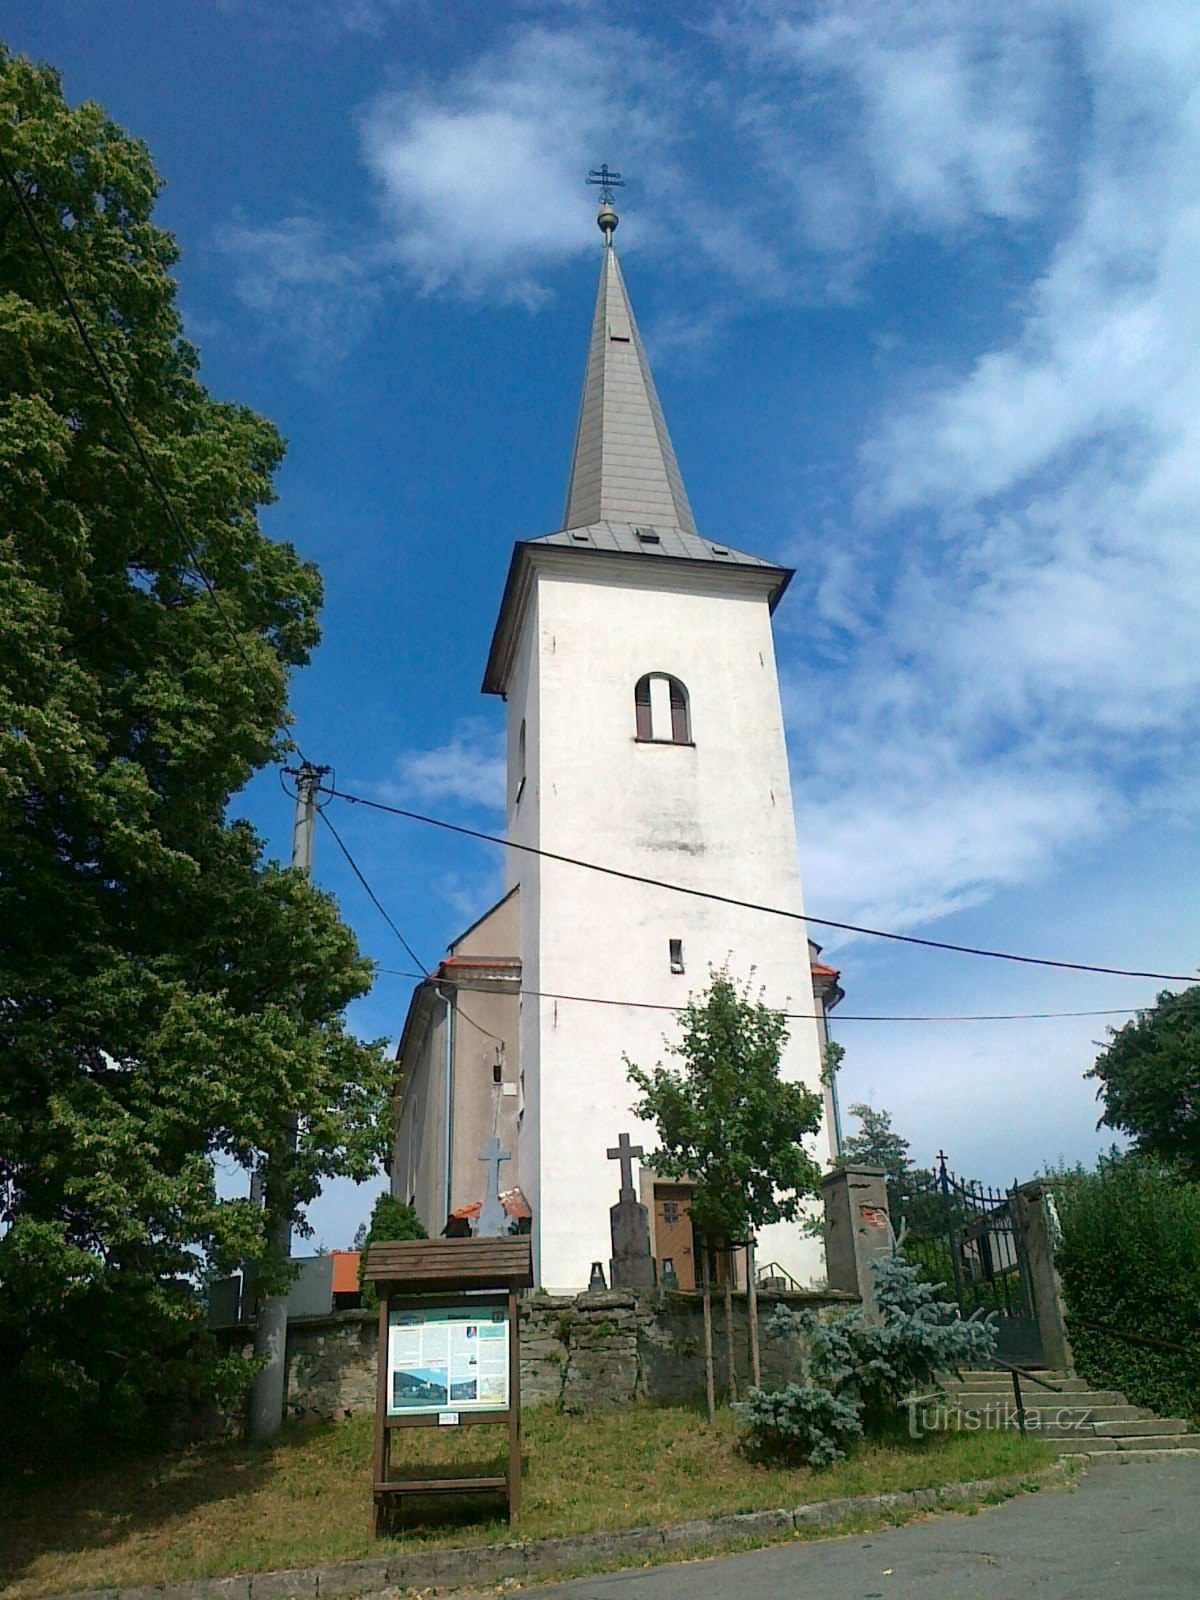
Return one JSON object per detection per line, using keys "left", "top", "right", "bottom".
{"left": 944, "top": 1391, "right": 1130, "bottom": 1410}
{"left": 930, "top": 1369, "right": 1194, "bottom": 1457}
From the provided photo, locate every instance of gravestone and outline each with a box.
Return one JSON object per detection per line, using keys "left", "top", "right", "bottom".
{"left": 606, "top": 1132, "right": 655, "bottom": 1290}
{"left": 477, "top": 1136, "right": 512, "bottom": 1238}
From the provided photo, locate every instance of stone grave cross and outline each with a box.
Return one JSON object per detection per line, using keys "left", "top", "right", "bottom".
{"left": 477, "top": 1136, "right": 511, "bottom": 1237}
{"left": 607, "top": 1132, "right": 644, "bottom": 1201}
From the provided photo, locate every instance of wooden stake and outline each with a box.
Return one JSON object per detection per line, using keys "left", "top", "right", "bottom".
{"left": 746, "top": 1236, "right": 761, "bottom": 1390}
{"left": 723, "top": 1249, "right": 737, "bottom": 1403}
{"left": 700, "top": 1239, "right": 716, "bottom": 1424}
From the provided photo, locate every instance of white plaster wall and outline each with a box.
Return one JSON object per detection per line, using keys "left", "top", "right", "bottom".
{"left": 504, "top": 601, "right": 543, "bottom": 1280}
{"left": 514, "top": 556, "right": 826, "bottom": 1292}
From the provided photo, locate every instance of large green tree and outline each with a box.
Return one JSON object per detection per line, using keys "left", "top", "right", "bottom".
{"left": 1088, "top": 985, "right": 1200, "bottom": 1180}
{"left": 0, "top": 48, "right": 389, "bottom": 1446}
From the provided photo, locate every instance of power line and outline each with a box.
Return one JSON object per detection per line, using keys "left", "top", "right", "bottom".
{"left": 320, "top": 785, "right": 1197, "bottom": 985}
{"left": 316, "top": 809, "right": 505, "bottom": 1046}
{"left": 373, "top": 967, "right": 1169, "bottom": 1024}
{"left": 0, "top": 147, "right": 311, "bottom": 767}
{"left": 316, "top": 809, "right": 429, "bottom": 975}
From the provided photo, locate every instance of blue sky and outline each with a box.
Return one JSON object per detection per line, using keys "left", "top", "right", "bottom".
{"left": 9, "top": 0, "right": 1199, "bottom": 1249}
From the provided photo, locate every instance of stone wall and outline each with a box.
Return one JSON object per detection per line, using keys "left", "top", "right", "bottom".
{"left": 257, "top": 1287, "right": 857, "bottom": 1424}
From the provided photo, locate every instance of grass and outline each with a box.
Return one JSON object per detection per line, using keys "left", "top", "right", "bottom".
{"left": 0, "top": 1408, "right": 1054, "bottom": 1599}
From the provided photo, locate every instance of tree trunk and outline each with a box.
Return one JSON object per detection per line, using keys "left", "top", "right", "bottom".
{"left": 723, "top": 1249, "right": 737, "bottom": 1403}
{"left": 700, "top": 1238, "right": 716, "bottom": 1424}
{"left": 746, "top": 1236, "right": 761, "bottom": 1389}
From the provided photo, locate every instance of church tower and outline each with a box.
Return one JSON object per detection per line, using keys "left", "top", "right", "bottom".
{"left": 483, "top": 195, "right": 829, "bottom": 1293}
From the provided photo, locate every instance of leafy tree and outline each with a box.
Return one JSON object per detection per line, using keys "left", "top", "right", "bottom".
{"left": 839, "top": 1102, "right": 943, "bottom": 1247}
{"left": 1087, "top": 986, "right": 1200, "bottom": 1180}
{"left": 0, "top": 48, "right": 390, "bottom": 1448}
{"left": 627, "top": 968, "right": 824, "bottom": 1417}
{"left": 356, "top": 1193, "right": 427, "bottom": 1308}
{"left": 840, "top": 1102, "right": 912, "bottom": 1185}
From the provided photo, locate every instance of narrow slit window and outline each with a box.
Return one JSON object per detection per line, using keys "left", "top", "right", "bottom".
{"left": 514, "top": 718, "right": 526, "bottom": 804}
{"left": 669, "top": 938, "right": 685, "bottom": 974}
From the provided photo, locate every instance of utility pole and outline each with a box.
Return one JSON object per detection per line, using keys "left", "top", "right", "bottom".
{"left": 248, "top": 761, "right": 326, "bottom": 1440}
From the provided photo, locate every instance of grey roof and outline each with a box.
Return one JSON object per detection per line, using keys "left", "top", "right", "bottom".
{"left": 561, "top": 241, "right": 698, "bottom": 536}
{"left": 482, "top": 229, "right": 794, "bottom": 697}
{"left": 534, "top": 520, "right": 782, "bottom": 570}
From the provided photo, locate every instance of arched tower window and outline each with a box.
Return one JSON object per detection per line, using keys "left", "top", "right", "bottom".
{"left": 634, "top": 674, "right": 691, "bottom": 744}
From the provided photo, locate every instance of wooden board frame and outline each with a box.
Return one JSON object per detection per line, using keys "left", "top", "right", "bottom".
{"left": 365, "top": 1239, "right": 532, "bottom": 1535}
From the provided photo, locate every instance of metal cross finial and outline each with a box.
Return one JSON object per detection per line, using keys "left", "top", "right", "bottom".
{"left": 607, "top": 1131, "right": 644, "bottom": 1200}
{"left": 587, "top": 164, "right": 625, "bottom": 206}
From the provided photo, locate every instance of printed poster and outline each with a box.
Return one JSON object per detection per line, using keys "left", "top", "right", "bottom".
{"left": 387, "top": 1302, "right": 509, "bottom": 1415}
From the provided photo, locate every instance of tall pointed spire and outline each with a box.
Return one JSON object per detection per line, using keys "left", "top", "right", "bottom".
{"left": 561, "top": 197, "right": 698, "bottom": 535}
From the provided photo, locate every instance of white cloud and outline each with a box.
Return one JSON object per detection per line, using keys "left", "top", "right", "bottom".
{"left": 786, "top": 0, "right": 1200, "bottom": 937}
{"left": 726, "top": 0, "right": 1065, "bottom": 268}
{"left": 213, "top": 215, "right": 381, "bottom": 361}
{"left": 381, "top": 718, "right": 505, "bottom": 812}
{"left": 360, "top": 25, "right": 685, "bottom": 303}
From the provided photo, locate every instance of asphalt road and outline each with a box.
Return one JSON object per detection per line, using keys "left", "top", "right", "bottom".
{"left": 521, "top": 1458, "right": 1200, "bottom": 1599}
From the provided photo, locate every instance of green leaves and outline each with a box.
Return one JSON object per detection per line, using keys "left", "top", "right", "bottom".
{"left": 626, "top": 968, "right": 824, "bottom": 1245}
{"left": 0, "top": 46, "right": 388, "bottom": 1447}
{"left": 1053, "top": 1155, "right": 1200, "bottom": 1423}
{"left": 1087, "top": 985, "right": 1200, "bottom": 1179}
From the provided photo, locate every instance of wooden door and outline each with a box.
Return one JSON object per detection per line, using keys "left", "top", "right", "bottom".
{"left": 653, "top": 1184, "right": 695, "bottom": 1291}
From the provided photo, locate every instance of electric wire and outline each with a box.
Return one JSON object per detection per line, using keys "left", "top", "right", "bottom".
{"left": 0, "top": 147, "right": 313, "bottom": 768}
{"left": 8, "top": 143, "right": 1192, "bottom": 997}
{"left": 320, "top": 785, "right": 1197, "bottom": 985}
{"left": 374, "top": 968, "right": 1173, "bottom": 1024}
{"left": 315, "top": 809, "right": 505, "bottom": 1045}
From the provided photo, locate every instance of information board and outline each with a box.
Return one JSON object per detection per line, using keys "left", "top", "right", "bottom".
{"left": 386, "top": 1301, "right": 510, "bottom": 1415}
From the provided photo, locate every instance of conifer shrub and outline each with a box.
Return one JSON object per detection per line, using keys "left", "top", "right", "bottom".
{"left": 740, "top": 1238, "right": 996, "bottom": 1466}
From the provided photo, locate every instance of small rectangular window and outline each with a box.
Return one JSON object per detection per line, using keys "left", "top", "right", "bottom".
{"left": 669, "top": 938, "right": 684, "bottom": 974}
{"left": 635, "top": 528, "right": 661, "bottom": 544}
{"left": 571, "top": 530, "right": 590, "bottom": 541}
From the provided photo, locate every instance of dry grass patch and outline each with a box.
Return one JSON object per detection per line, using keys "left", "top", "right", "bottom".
{"left": 0, "top": 1407, "right": 1053, "bottom": 1598}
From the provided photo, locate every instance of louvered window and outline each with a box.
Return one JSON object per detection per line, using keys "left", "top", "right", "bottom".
{"left": 634, "top": 674, "right": 691, "bottom": 743}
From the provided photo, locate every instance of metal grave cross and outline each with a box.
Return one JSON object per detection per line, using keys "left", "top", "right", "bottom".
{"left": 477, "top": 1136, "right": 511, "bottom": 1237}
{"left": 606, "top": 1132, "right": 644, "bottom": 1202}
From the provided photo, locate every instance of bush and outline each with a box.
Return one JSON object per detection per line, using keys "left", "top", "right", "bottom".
{"left": 743, "top": 1240, "right": 996, "bottom": 1465}
{"left": 740, "top": 1383, "right": 864, "bottom": 1467}
{"left": 356, "top": 1194, "right": 427, "bottom": 1308}
{"left": 1052, "top": 1155, "right": 1200, "bottom": 1422}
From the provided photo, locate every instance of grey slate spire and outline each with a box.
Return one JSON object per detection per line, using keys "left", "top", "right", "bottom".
{"left": 561, "top": 209, "right": 698, "bottom": 536}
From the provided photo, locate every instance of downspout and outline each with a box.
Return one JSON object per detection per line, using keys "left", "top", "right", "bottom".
{"left": 441, "top": 985, "right": 456, "bottom": 1227}
{"left": 823, "top": 1007, "right": 844, "bottom": 1160}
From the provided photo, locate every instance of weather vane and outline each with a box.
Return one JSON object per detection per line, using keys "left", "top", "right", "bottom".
{"left": 587, "top": 164, "right": 625, "bottom": 206}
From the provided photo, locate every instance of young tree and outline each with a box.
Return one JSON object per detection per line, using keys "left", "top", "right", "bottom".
{"left": 356, "top": 1193, "right": 427, "bottom": 1308}
{"left": 0, "top": 49, "right": 390, "bottom": 1447}
{"left": 1087, "top": 986, "right": 1200, "bottom": 1180}
{"left": 627, "top": 969, "right": 824, "bottom": 1418}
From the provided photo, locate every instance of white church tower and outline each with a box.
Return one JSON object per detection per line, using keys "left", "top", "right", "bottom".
{"left": 482, "top": 194, "right": 830, "bottom": 1293}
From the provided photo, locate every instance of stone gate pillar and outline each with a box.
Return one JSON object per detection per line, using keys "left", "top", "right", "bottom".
{"left": 821, "top": 1165, "right": 892, "bottom": 1321}
{"left": 1012, "top": 1180, "right": 1075, "bottom": 1374}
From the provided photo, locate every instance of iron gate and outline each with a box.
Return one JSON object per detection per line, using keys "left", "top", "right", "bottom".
{"left": 896, "top": 1154, "right": 1044, "bottom": 1367}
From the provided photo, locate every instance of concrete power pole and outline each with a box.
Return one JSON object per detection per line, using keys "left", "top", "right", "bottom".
{"left": 248, "top": 761, "right": 325, "bottom": 1441}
